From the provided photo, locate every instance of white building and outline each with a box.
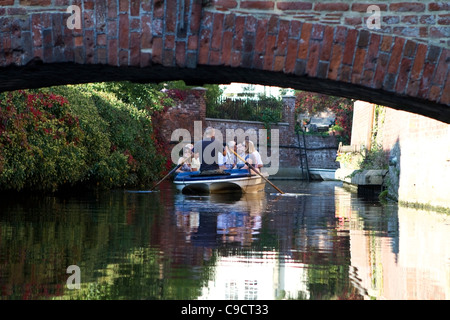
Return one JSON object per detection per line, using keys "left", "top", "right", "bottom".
{"left": 199, "top": 251, "right": 310, "bottom": 300}
{"left": 219, "top": 83, "right": 294, "bottom": 100}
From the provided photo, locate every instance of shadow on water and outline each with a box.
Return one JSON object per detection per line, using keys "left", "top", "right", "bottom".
{"left": 0, "top": 179, "right": 448, "bottom": 300}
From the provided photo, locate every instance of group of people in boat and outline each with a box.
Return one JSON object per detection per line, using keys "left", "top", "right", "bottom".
{"left": 176, "top": 127, "right": 263, "bottom": 175}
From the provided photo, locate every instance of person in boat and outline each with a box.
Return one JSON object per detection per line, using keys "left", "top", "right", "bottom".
{"left": 184, "top": 143, "right": 200, "bottom": 172}
{"left": 176, "top": 145, "right": 194, "bottom": 172}
{"left": 235, "top": 143, "right": 246, "bottom": 169}
{"left": 218, "top": 145, "right": 226, "bottom": 169}
{"left": 243, "top": 140, "right": 263, "bottom": 174}
{"left": 193, "top": 127, "right": 225, "bottom": 175}
{"left": 221, "top": 140, "right": 237, "bottom": 170}
{"left": 191, "top": 149, "right": 200, "bottom": 171}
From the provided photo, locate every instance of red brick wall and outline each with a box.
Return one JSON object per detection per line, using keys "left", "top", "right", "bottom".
{"left": 152, "top": 88, "right": 207, "bottom": 144}
{"left": 207, "top": 0, "right": 450, "bottom": 48}
{"left": 382, "top": 108, "right": 450, "bottom": 208}
{"left": 0, "top": 0, "right": 448, "bottom": 121}
{"left": 350, "top": 101, "right": 375, "bottom": 150}
{"left": 351, "top": 101, "right": 450, "bottom": 208}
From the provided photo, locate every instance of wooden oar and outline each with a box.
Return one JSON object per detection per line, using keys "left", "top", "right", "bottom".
{"left": 230, "top": 149, "right": 285, "bottom": 194}
{"left": 149, "top": 156, "right": 189, "bottom": 191}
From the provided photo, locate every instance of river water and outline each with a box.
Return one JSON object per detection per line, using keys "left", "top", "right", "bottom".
{"left": 0, "top": 180, "right": 448, "bottom": 300}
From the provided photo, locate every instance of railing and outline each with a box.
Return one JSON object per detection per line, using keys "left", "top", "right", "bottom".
{"left": 206, "top": 97, "right": 284, "bottom": 122}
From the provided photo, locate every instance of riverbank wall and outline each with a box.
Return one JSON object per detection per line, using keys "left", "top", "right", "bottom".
{"left": 340, "top": 101, "right": 450, "bottom": 210}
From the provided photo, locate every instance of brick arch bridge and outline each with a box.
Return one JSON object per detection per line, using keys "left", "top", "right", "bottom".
{"left": 1, "top": 0, "right": 449, "bottom": 122}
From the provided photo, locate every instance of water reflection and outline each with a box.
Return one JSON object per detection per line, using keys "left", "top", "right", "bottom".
{"left": 174, "top": 193, "right": 265, "bottom": 248}
{"left": 0, "top": 180, "right": 448, "bottom": 300}
{"left": 335, "top": 185, "right": 450, "bottom": 300}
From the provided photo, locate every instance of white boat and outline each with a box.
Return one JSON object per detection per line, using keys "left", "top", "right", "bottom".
{"left": 173, "top": 169, "right": 268, "bottom": 194}
{"left": 308, "top": 168, "right": 337, "bottom": 181}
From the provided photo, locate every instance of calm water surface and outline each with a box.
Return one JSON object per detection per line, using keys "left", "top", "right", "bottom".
{"left": 0, "top": 180, "right": 449, "bottom": 300}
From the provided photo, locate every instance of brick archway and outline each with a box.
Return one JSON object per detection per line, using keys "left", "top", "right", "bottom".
{"left": 0, "top": 0, "right": 449, "bottom": 122}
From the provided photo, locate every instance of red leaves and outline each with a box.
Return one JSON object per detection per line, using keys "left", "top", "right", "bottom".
{"left": 0, "top": 90, "right": 82, "bottom": 149}
{"left": 295, "top": 90, "right": 353, "bottom": 143}
{"left": 123, "top": 149, "right": 138, "bottom": 171}
{"left": 166, "top": 88, "right": 189, "bottom": 101}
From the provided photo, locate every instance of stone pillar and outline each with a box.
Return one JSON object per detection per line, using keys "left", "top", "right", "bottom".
{"left": 282, "top": 95, "right": 297, "bottom": 145}
{"left": 152, "top": 87, "right": 207, "bottom": 144}
{"left": 191, "top": 87, "right": 207, "bottom": 128}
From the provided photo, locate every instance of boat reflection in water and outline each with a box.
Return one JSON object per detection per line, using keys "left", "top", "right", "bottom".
{"left": 173, "top": 191, "right": 310, "bottom": 300}
{"left": 174, "top": 192, "right": 265, "bottom": 247}
{"left": 173, "top": 169, "right": 269, "bottom": 194}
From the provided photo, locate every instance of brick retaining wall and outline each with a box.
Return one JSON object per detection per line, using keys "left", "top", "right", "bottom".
{"left": 350, "top": 102, "right": 450, "bottom": 209}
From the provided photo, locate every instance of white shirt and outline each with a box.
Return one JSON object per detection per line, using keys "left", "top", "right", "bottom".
{"left": 224, "top": 151, "right": 236, "bottom": 165}
{"left": 247, "top": 151, "right": 263, "bottom": 167}
{"left": 236, "top": 152, "right": 246, "bottom": 165}
{"left": 191, "top": 157, "right": 200, "bottom": 170}
{"left": 218, "top": 152, "right": 225, "bottom": 166}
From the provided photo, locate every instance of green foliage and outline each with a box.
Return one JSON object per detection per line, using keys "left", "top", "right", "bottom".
{"left": 203, "top": 84, "right": 224, "bottom": 119}
{"left": 359, "top": 145, "right": 389, "bottom": 170}
{"left": 378, "top": 189, "right": 389, "bottom": 204}
{"left": 90, "top": 81, "right": 171, "bottom": 112}
{"left": 336, "top": 105, "right": 388, "bottom": 171}
{"left": 0, "top": 90, "right": 88, "bottom": 191}
{"left": 295, "top": 90, "right": 353, "bottom": 144}
{"left": 0, "top": 83, "right": 169, "bottom": 193}
{"left": 257, "top": 95, "right": 283, "bottom": 123}
{"left": 89, "top": 88, "right": 166, "bottom": 186}
{"left": 336, "top": 146, "right": 388, "bottom": 171}
{"left": 45, "top": 85, "right": 111, "bottom": 174}
{"left": 207, "top": 95, "right": 284, "bottom": 124}
{"left": 330, "top": 124, "right": 344, "bottom": 132}
{"left": 335, "top": 152, "right": 364, "bottom": 170}
{"left": 91, "top": 151, "right": 130, "bottom": 189}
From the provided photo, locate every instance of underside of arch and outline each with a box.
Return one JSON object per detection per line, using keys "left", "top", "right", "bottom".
{"left": 1, "top": 62, "right": 449, "bottom": 124}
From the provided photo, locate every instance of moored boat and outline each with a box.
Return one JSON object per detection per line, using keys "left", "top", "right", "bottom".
{"left": 174, "top": 169, "right": 268, "bottom": 194}
{"left": 308, "top": 168, "right": 337, "bottom": 181}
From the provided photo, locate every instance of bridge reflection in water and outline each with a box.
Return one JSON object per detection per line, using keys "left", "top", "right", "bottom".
{"left": 0, "top": 180, "right": 448, "bottom": 300}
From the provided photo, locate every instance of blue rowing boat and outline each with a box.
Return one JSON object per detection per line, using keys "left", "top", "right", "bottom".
{"left": 174, "top": 169, "right": 268, "bottom": 194}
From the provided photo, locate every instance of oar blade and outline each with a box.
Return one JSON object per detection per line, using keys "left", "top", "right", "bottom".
{"left": 270, "top": 192, "right": 308, "bottom": 197}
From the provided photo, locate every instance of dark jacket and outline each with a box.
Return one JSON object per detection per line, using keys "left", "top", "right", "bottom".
{"left": 193, "top": 138, "right": 222, "bottom": 172}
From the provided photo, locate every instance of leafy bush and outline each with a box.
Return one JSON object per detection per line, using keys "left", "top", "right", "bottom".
{"left": 209, "top": 95, "right": 283, "bottom": 123}
{"left": 0, "top": 83, "right": 170, "bottom": 192}
{"left": 204, "top": 84, "right": 224, "bottom": 119}
{"left": 295, "top": 91, "right": 353, "bottom": 144}
{"left": 359, "top": 145, "right": 389, "bottom": 170}
{"left": 0, "top": 90, "right": 88, "bottom": 191}
{"left": 336, "top": 145, "right": 388, "bottom": 170}
{"left": 89, "top": 86, "right": 166, "bottom": 187}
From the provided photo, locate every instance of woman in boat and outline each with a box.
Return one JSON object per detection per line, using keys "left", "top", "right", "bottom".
{"left": 222, "top": 141, "right": 237, "bottom": 170}
{"left": 183, "top": 143, "right": 200, "bottom": 171}
{"left": 243, "top": 140, "right": 263, "bottom": 173}
{"left": 235, "top": 143, "right": 246, "bottom": 169}
{"left": 176, "top": 145, "right": 194, "bottom": 172}
{"left": 191, "top": 150, "right": 200, "bottom": 171}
